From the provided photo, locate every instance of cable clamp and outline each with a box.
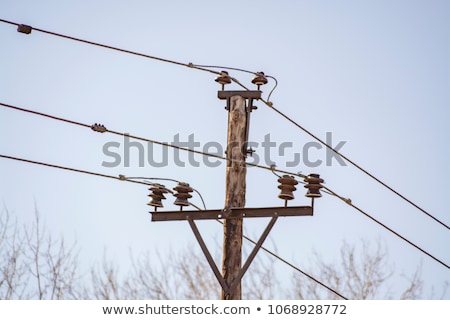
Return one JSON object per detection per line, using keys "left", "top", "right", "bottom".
{"left": 17, "top": 24, "right": 32, "bottom": 34}
{"left": 91, "top": 123, "right": 107, "bottom": 133}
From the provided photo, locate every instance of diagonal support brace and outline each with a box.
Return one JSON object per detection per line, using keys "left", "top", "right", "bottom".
{"left": 225, "top": 214, "right": 279, "bottom": 296}
{"left": 187, "top": 218, "right": 229, "bottom": 292}
{"left": 187, "top": 214, "right": 279, "bottom": 298}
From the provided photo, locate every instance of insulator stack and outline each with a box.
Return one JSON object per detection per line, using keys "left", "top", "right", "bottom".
{"left": 304, "top": 174, "right": 324, "bottom": 198}
{"left": 147, "top": 184, "right": 168, "bottom": 209}
{"left": 277, "top": 175, "right": 298, "bottom": 201}
{"left": 251, "top": 72, "right": 268, "bottom": 90}
{"left": 173, "top": 182, "right": 193, "bottom": 208}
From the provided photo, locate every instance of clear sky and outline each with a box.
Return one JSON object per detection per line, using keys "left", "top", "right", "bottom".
{"left": 1, "top": 0, "right": 449, "bottom": 299}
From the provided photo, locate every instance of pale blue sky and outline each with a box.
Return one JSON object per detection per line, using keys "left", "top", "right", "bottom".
{"left": 1, "top": 0, "right": 449, "bottom": 298}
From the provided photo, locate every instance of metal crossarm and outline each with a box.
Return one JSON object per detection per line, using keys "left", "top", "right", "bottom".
{"left": 150, "top": 206, "right": 312, "bottom": 221}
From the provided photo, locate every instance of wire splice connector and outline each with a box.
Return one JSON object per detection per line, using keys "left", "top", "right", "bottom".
{"left": 91, "top": 123, "right": 107, "bottom": 133}
{"left": 17, "top": 24, "right": 32, "bottom": 34}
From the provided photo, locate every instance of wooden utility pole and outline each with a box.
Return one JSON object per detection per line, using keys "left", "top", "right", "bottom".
{"left": 148, "top": 85, "right": 323, "bottom": 300}
{"left": 222, "top": 95, "right": 247, "bottom": 300}
{"left": 148, "top": 87, "right": 318, "bottom": 300}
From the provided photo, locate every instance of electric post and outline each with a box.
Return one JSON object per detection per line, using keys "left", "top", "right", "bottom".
{"left": 222, "top": 95, "right": 246, "bottom": 300}
{"left": 218, "top": 71, "right": 267, "bottom": 300}
{"left": 147, "top": 71, "right": 324, "bottom": 300}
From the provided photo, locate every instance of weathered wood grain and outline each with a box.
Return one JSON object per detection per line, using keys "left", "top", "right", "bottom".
{"left": 222, "top": 95, "right": 247, "bottom": 300}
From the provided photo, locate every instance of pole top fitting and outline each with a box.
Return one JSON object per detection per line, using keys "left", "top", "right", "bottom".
{"left": 252, "top": 72, "right": 268, "bottom": 90}
{"left": 215, "top": 71, "right": 232, "bottom": 90}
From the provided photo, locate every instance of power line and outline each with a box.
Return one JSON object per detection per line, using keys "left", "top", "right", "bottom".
{"left": 215, "top": 219, "right": 348, "bottom": 300}
{"left": 0, "top": 18, "right": 264, "bottom": 105}
{"left": 0, "top": 101, "right": 307, "bottom": 180}
{"left": 2, "top": 18, "right": 446, "bottom": 297}
{"left": 322, "top": 185, "right": 449, "bottom": 270}
{"left": 0, "top": 153, "right": 348, "bottom": 299}
{"left": 191, "top": 64, "right": 279, "bottom": 103}
{"left": 1, "top": 18, "right": 443, "bottom": 228}
{"left": 4, "top": 151, "right": 442, "bottom": 296}
{"left": 125, "top": 176, "right": 207, "bottom": 211}
{"left": 10, "top": 147, "right": 439, "bottom": 297}
{"left": 194, "top": 56, "right": 445, "bottom": 230}
{"left": 0, "top": 154, "right": 148, "bottom": 186}
{"left": 0, "top": 18, "right": 220, "bottom": 76}
{"left": 0, "top": 18, "right": 260, "bottom": 94}
{"left": 258, "top": 99, "right": 449, "bottom": 230}
{"left": 1, "top": 101, "right": 448, "bottom": 268}
{"left": 0, "top": 154, "right": 450, "bottom": 300}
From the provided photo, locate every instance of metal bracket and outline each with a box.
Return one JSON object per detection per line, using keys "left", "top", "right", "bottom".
{"left": 150, "top": 205, "right": 313, "bottom": 298}
{"left": 150, "top": 205, "right": 313, "bottom": 221}
{"left": 217, "top": 91, "right": 261, "bottom": 100}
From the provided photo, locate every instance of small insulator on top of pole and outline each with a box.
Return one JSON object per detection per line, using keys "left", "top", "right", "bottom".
{"left": 215, "top": 71, "right": 232, "bottom": 90}
{"left": 173, "top": 182, "right": 193, "bottom": 210}
{"left": 304, "top": 174, "right": 324, "bottom": 198}
{"left": 277, "top": 175, "right": 298, "bottom": 206}
{"left": 251, "top": 72, "right": 268, "bottom": 90}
